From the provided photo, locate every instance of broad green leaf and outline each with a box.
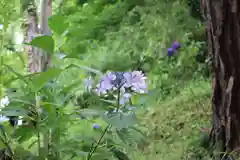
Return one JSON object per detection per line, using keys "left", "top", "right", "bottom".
{"left": 15, "top": 145, "right": 36, "bottom": 159}
{"left": 91, "top": 148, "right": 114, "bottom": 160}
{"left": 58, "top": 79, "right": 82, "bottom": 94}
{"left": 1, "top": 108, "right": 28, "bottom": 117}
{"left": 28, "top": 35, "right": 54, "bottom": 53}
{"left": 112, "top": 148, "right": 130, "bottom": 160}
{"left": 48, "top": 15, "right": 69, "bottom": 35}
{"left": 78, "top": 109, "right": 102, "bottom": 117}
{"left": 3, "top": 64, "right": 30, "bottom": 85}
{"left": 103, "top": 112, "right": 137, "bottom": 129}
{"left": 65, "top": 64, "right": 103, "bottom": 76}
{"left": 31, "top": 68, "right": 62, "bottom": 91}
{"left": 100, "top": 98, "right": 116, "bottom": 105}
{"left": 12, "top": 126, "right": 35, "bottom": 143}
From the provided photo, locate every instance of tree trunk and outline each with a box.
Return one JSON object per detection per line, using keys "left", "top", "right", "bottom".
{"left": 201, "top": 0, "right": 240, "bottom": 158}
{"left": 26, "top": 5, "right": 42, "bottom": 73}
{"left": 25, "top": 0, "right": 53, "bottom": 158}
{"left": 39, "top": 0, "right": 53, "bottom": 158}
{"left": 40, "top": 0, "right": 52, "bottom": 71}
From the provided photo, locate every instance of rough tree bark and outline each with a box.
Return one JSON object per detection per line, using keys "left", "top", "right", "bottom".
{"left": 201, "top": 0, "right": 240, "bottom": 159}
{"left": 25, "top": 4, "right": 42, "bottom": 73}
{"left": 40, "top": 0, "right": 52, "bottom": 71}
{"left": 25, "top": 0, "right": 52, "bottom": 73}
{"left": 38, "top": 0, "right": 53, "bottom": 158}
{"left": 25, "top": 0, "right": 53, "bottom": 158}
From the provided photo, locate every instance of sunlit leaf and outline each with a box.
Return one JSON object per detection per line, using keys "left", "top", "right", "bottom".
{"left": 78, "top": 109, "right": 102, "bottom": 117}
{"left": 15, "top": 145, "right": 36, "bottom": 159}
{"left": 31, "top": 68, "right": 62, "bottom": 91}
{"left": 3, "top": 65, "right": 30, "bottom": 85}
{"left": 1, "top": 108, "right": 28, "bottom": 117}
{"left": 12, "top": 126, "right": 35, "bottom": 143}
{"left": 28, "top": 35, "right": 55, "bottom": 53}
{"left": 65, "top": 64, "right": 103, "bottom": 76}
{"left": 58, "top": 79, "right": 82, "bottom": 94}
{"left": 103, "top": 112, "right": 137, "bottom": 129}
{"left": 48, "top": 15, "right": 69, "bottom": 35}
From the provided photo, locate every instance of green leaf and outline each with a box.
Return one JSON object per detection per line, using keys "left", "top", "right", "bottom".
{"left": 103, "top": 112, "right": 137, "bottom": 129}
{"left": 48, "top": 15, "right": 69, "bottom": 35}
{"left": 65, "top": 64, "right": 103, "bottom": 76}
{"left": 58, "top": 79, "right": 82, "bottom": 94}
{"left": 112, "top": 148, "right": 130, "bottom": 160}
{"left": 3, "top": 64, "right": 30, "bottom": 85}
{"left": 12, "top": 126, "right": 35, "bottom": 143}
{"left": 15, "top": 145, "right": 36, "bottom": 159}
{"left": 78, "top": 109, "right": 102, "bottom": 117}
{"left": 31, "top": 68, "right": 62, "bottom": 91}
{"left": 28, "top": 35, "right": 54, "bottom": 53}
{"left": 1, "top": 108, "right": 28, "bottom": 117}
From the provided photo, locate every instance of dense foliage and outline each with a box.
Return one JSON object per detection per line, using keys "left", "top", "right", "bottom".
{"left": 0, "top": 0, "right": 211, "bottom": 159}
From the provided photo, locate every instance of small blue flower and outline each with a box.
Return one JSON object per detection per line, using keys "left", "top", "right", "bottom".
{"left": 172, "top": 41, "right": 181, "bottom": 50}
{"left": 167, "top": 48, "right": 175, "bottom": 56}
{"left": 92, "top": 123, "right": 100, "bottom": 129}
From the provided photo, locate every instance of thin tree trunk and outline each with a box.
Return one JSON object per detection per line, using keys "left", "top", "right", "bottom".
{"left": 26, "top": 6, "right": 42, "bottom": 73}
{"left": 40, "top": 0, "right": 52, "bottom": 71}
{"left": 25, "top": 0, "right": 53, "bottom": 158}
{"left": 39, "top": 0, "right": 53, "bottom": 158}
{"left": 201, "top": 0, "right": 240, "bottom": 159}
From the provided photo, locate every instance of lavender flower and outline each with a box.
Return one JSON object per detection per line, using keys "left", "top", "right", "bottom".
{"left": 172, "top": 41, "right": 181, "bottom": 50}
{"left": 95, "top": 72, "right": 116, "bottom": 95}
{"left": 119, "top": 93, "right": 131, "bottom": 105}
{"left": 111, "top": 72, "right": 127, "bottom": 88}
{"left": 95, "top": 71, "right": 147, "bottom": 95}
{"left": 92, "top": 123, "right": 101, "bottom": 129}
{"left": 123, "top": 71, "right": 147, "bottom": 93}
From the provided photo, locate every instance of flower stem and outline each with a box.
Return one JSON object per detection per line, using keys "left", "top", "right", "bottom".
{"left": 87, "top": 124, "right": 111, "bottom": 160}
{"left": 116, "top": 88, "right": 120, "bottom": 112}
{"left": 87, "top": 88, "right": 121, "bottom": 160}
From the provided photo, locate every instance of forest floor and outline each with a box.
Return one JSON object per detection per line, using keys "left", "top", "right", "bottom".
{"left": 131, "top": 79, "right": 212, "bottom": 160}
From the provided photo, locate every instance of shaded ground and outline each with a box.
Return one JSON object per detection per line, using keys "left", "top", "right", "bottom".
{"left": 131, "top": 79, "right": 212, "bottom": 160}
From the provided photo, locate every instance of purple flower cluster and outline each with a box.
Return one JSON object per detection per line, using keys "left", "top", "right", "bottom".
{"left": 167, "top": 41, "right": 181, "bottom": 56}
{"left": 95, "top": 71, "right": 147, "bottom": 95}
{"left": 88, "top": 71, "right": 147, "bottom": 130}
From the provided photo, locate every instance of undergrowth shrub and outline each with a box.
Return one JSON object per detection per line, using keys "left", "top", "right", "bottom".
{"left": 0, "top": 0, "right": 211, "bottom": 159}
{"left": 59, "top": 0, "right": 209, "bottom": 100}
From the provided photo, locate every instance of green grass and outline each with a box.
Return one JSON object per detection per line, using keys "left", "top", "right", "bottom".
{"left": 130, "top": 79, "right": 212, "bottom": 160}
